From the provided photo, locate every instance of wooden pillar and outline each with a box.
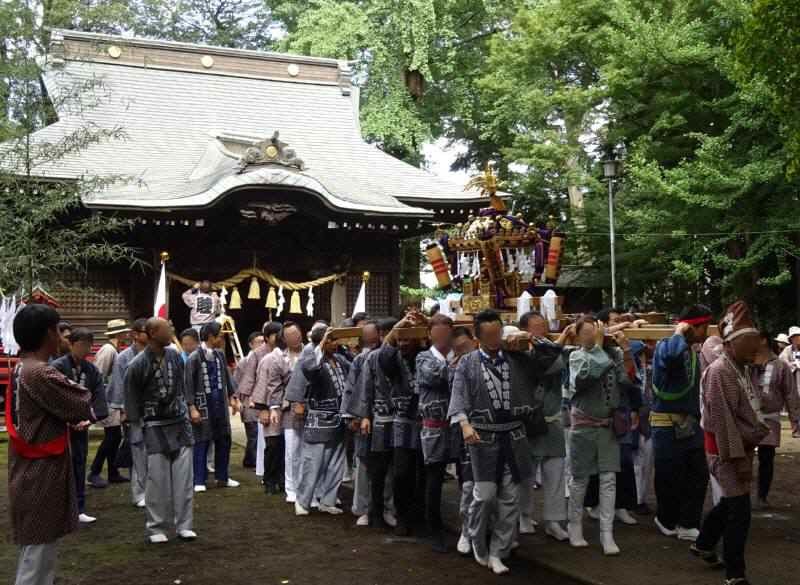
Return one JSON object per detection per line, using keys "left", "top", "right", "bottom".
{"left": 331, "top": 277, "right": 347, "bottom": 326}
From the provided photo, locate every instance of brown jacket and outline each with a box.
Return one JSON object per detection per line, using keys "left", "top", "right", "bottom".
{"left": 252, "top": 347, "right": 290, "bottom": 437}
{"left": 9, "top": 361, "right": 92, "bottom": 544}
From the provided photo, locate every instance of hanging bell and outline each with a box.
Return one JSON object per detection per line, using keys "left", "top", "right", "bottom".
{"left": 247, "top": 276, "right": 261, "bottom": 299}
{"left": 289, "top": 290, "right": 302, "bottom": 314}
{"left": 229, "top": 286, "right": 242, "bottom": 310}
{"left": 265, "top": 286, "right": 278, "bottom": 309}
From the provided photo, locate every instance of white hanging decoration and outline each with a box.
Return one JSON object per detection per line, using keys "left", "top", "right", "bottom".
{"left": 1, "top": 295, "right": 21, "bottom": 356}
{"left": 306, "top": 286, "right": 315, "bottom": 317}
{"left": 219, "top": 286, "right": 228, "bottom": 314}
{"left": 459, "top": 253, "right": 469, "bottom": 278}
{"left": 471, "top": 253, "right": 480, "bottom": 277}
{"left": 276, "top": 285, "right": 286, "bottom": 316}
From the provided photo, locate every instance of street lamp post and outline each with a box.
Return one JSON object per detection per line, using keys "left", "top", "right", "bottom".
{"left": 602, "top": 155, "right": 620, "bottom": 307}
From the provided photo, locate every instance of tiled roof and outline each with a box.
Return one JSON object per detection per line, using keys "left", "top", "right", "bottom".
{"left": 19, "top": 29, "right": 488, "bottom": 218}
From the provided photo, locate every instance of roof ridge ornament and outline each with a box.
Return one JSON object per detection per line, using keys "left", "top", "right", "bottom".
{"left": 237, "top": 131, "right": 305, "bottom": 173}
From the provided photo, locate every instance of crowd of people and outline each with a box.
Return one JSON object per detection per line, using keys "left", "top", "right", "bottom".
{"left": 7, "top": 291, "right": 800, "bottom": 585}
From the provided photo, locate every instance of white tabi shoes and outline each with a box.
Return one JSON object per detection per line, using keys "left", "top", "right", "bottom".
{"left": 178, "top": 530, "right": 197, "bottom": 541}
{"left": 223, "top": 478, "right": 240, "bottom": 488}
{"left": 194, "top": 485, "right": 207, "bottom": 493}
{"left": 473, "top": 547, "right": 489, "bottom": 567}
{"left": 488, "top": 556, "right": 510, "bottom": 575}
{"left": 285, "top": 492, "right": 297, "bottom": 504}
{"left": 677, "top": 527, "right": 700, "bottom": 542}
{"left": 294, "top": 502, "right": 310, "bottom": 516}
{"left": 456, "top": 533, "right": 472, "bottom": 555}
{"left": 135, "top": 499, "right": 146, "bottom": 509}
{"left": 148, "top": 533, "right": 168, "bottom": 544}
{"left": 655, "top": 516, "right": 677, "bottom": 537}
{"left": 356, "top": 514, "right": 370, "bottom": 526}
{"left": 599, "top": 531, "right": 620, "bottom": 556}
{"left": 78, "top": 513, "right": 96, "bottom": 524}
{"left": 518, "top": 517, "right": 536, "bottom": 534}
{"left": 544, "top": 521, "right": 569, "bottom": 542}
{"left": 615, "top": 509, "right": 639, "bottom": 525}
{"left": 319, "top": 505, "right": 344, "bottom": 515}
{"left": 567, "top": 521, "right": 589, "bottom": 548}
{"left": 382, "top": 510, "right": 398, "bottom": 528}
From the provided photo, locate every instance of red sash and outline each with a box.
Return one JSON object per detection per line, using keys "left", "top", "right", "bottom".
{"left": 5, "top": 380, "right": 69, "bottom": 458}
{"left": 704, "top": 430, "right": 719, "bottom": 455}
{"left": 422, "top": 419, "right": 449, "bottom": 429}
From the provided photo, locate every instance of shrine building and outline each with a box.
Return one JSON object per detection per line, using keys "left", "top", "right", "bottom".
{"left": 21, "top": 30, "right": 487, "bottom": 338}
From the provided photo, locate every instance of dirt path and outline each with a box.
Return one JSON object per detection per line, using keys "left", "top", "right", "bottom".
{"left": 0, "top": 440, "right": 580, "bottom": 585}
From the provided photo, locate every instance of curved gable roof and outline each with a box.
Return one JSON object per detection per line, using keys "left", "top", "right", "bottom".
{"left": 22, "top": 30, "right": 487, "bottom": 217}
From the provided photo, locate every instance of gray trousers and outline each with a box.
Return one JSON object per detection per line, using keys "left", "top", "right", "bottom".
{"left": 15, "top": 543, "right": 57, "bottom": 585}
{"left": 297, "top": 438, "right": 345, "bottom": 510}
{"left": 519, "top": 456, "right": 567, "bottom": 523}
{"left": 145, "top": 446, "right": 194, "bottom": 537}
{"left": 130, "top": 425, "right": 148, "bottom": 505}
{"left": 469, "top": 467, "right": 519, "bottom": 558}
{"left": 351, "top": 455, "right": 395, "bottom": 516}
{"left": 460, "top": 479, "right": 475, "bottom": 536}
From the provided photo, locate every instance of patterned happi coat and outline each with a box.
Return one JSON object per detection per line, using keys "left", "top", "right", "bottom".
{"left": 51, "top": 354, "right": 109, "bottom": 422}
{"left": 701, "top": 349, "right": 770, "bottom": 497}
{"left": 287, "top": 350, "right": 350, "bottom": 443}
{"left": 8, "top": 361, "right": 92, "bottom": 544}
{"left": 415, "top": 348, "right": 460, "bottom": 464}
{"left": 124, "top": 347, "right": 193, "bottom": 455}
{"left": 185, "top": 346, "right": 236, "bottom": 442}
{"left": 750, "top": 354, "right": 800, "bottom": 447}
{"left": 567, "top": 345, "right": 638, "bottom": 477}
{"left": 448, "top": 348, "right": 550, "bottom": 483}
{"left": 529, "top": 340, "right": 569, "bottom": 458}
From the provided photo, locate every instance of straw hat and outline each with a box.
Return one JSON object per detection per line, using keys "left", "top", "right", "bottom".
{"left": 775, "top": 333, "right": 790, "bottom": 345}
{"left": 105, "top": 318, "right": 131, "bottom": 336}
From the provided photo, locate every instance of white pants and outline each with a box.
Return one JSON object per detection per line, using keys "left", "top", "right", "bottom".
{"left": 145, "top": 446, "right": 194, "bottom": 537}
{"left": 284, "top": 427, "right": 303, "bottom": 497}
{"left": 256, "top": 423, "right": 266, "bottom": 477}
{"left": 15, "top": 543, "right": 57, "bottom": 585}
{"left": 633, "top": 435, "right": 654, "bottom": 505}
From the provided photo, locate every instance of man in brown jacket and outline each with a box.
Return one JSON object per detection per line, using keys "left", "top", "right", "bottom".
{"left": 8, "top": 304, "right": 94, "bottom": 585}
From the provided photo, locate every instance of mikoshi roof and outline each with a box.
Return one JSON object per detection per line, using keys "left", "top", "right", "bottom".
{"left": 15, "top": 29, "right": 489, "bottom": 219}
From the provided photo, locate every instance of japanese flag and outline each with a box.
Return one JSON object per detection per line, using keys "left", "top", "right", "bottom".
{"left": 154, "top": 262, "right": 168, "bottom": 318}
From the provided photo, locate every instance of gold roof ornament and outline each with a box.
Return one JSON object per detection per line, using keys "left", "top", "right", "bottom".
{"left": 465, "top": 163, "right": 506, "bottom": 212}
{"left": 237, "top": 131, "right": 305, "bottom": 173}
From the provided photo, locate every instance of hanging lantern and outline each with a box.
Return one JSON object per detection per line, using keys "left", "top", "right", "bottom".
{"left": 247, "top": 276, "right": 261, "bottom": 299}
{"left": 265, "top": 286, "right": 278, "bottom": 309}
{"left": 289, "top": 290, "right": 302, "bottom": 314}
{"left": 229, "top": 286, "right": 242, "bottom": 310}
{"left": 424, "top": 241, "right": 451, "bottom": 289}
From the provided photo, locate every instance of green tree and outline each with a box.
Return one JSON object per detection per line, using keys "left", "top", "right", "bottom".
{"left": 734, "top": 0, "right": 800, "bottom": 175}
{"left": 129, "top": 0, "right": 276, "bottom": 49}
{"left": 0, "top": 0, "right": 137, "bottom": 294}
{"left": 600, "top": 0, "right": 800, "bottom": 326}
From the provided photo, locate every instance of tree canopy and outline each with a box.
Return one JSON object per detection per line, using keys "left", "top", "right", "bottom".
{"left": 1, "top": 0, "right": 799, "bottom": 326}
